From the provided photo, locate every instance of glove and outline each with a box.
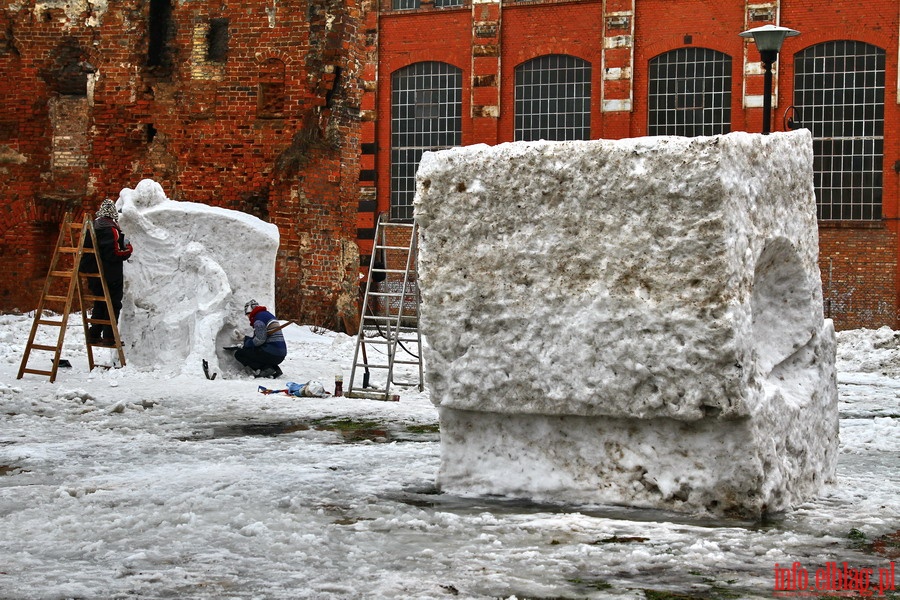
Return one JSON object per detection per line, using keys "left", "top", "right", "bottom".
{"left": 122, "top": 243, "right": 133, "bottom": 260}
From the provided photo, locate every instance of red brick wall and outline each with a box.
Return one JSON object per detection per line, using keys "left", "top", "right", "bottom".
{"left": 371, "top": 0, "right": 900, "bottom": 330}
{"left": 499, "top": 2, "right": 605, "bottom": 143}
{"left": 0, "top": 0, "right": 366, "bottom": 329}
{"left": 374, "top": 9, "right": 473, "bottom": 218}
{"left": 819, "top": 223, "right": 899, "bottom": 329}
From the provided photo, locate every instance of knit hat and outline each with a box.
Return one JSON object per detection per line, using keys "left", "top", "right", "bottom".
{"left": 96, "top": 199, "right": 118, "bottom": 220}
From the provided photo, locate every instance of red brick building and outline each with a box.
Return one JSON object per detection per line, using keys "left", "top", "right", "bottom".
{"left": 362, "top": 0, "right": 900, "bottom": 330}
{"left": 0, "top": 0, "right": 366, "bottom": 327}
{"left": 1, "top": 0, "right": 898, "bottom": 331}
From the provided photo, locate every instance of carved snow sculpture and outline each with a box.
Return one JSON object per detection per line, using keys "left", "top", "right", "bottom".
{"left": 414, "top": 130, "right": 838, "bottom": 517}
{"left": 114, "top": 179, "right": 279, "bottom": 377}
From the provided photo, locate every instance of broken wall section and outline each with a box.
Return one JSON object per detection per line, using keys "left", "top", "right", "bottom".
{"left": 0, "top": 0, "right": 367, "bottom": 327}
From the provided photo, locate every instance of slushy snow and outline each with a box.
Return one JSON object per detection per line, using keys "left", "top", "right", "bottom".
{"left": 0, "top": 318, "right": 896, "bottom": 599}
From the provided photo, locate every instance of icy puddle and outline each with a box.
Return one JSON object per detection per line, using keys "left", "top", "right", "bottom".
{"left": 182, "top": 417, "right": 440, "bottom": 443}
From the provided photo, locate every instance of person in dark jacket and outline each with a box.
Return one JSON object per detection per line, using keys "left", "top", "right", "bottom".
{"left": 79, "top": 199, "right": 133, "bottom": 346}
{"left": 234, "top": 299, "right": 287, "bottom": 378}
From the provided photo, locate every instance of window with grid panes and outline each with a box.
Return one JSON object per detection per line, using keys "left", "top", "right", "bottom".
{"left": 648, "top": 48, "right": 732, "bottom": 137}
{"left": 392, "top": 0, "right": 461, "bottom": 9}
{"left": 514, "top": 55, "right": 591, "bottom": 142}
{"left": 793, "top": 41, "right": 885, "bottom": 221}
{"left": 391, "top": 62, "right": 462, "bottom": 221}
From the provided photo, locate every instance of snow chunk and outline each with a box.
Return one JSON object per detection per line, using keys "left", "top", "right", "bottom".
{"left": 415, "top": 131, "right": 838, "bottom": 517}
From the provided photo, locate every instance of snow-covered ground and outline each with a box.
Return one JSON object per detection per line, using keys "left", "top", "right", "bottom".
{"left": 0, "top": 315, "right": 897, "bottom": 599}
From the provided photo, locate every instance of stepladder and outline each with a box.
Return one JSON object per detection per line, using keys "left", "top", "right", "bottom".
{"left": 17, "top": 213, "right": 126, "bottom": 383}
{"left": 347, "top": 214, "right": 424, "bottom": 401}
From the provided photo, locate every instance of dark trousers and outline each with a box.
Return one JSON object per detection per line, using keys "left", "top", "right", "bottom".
{"left": 88, "top": 276, "right": 123, "bottom": 340}
{"left": 234, "top": 346, "right": 284, "bottom": 371}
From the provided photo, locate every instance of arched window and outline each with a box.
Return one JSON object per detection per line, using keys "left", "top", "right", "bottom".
{"left": 514, "top": 55, "right": 591, "bottom": 142}
{"left": 391, "top": 61, "right": 462, "bottom": 221}
{"left": 258, "top": 58, "right": 286, "bottom": 119}
{"left": 793, "top": 41, "right": 885, "bottom": 220}
{"left": 648, "top": 48, "right": 732, "bottom": 137}
{"left": 393, "top": 0, "right": 461, "bottom": 7}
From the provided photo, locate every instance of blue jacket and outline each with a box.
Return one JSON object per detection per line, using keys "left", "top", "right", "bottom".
{"left": 243, "top": 307, "right": 287, "bottom": 358}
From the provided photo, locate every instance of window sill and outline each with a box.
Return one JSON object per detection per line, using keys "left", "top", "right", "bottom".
{"left": 818, "top": 220, "right": 885, "bottom": 229}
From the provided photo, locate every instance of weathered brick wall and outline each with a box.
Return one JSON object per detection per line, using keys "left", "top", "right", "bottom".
{"left": 371, "top": 0, "right": 900, "bottom": 330}
{"left": 0, "top": 0, "right": 366, "bottom": 329}
{"left": 819, "top": 223, "right": 899, "bottom": 330}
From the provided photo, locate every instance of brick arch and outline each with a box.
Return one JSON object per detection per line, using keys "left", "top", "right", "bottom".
{"left": 254, "top": 51, "right": 294, "bottom": 65}
{"left": 40, "top": 36, "right": 93, "bottom": 96}
{"left": 505, "top": 45, "right": 595, "bottom": 71}
{"left": 26, "top": 199, "right": 83, "bottom": 226}
{"left": 4, "top": 199, "right": 87, "bottom": 313}
{"left": 258, "top": 56, "right": 287, "bottom": 80}
{"left": 790, "top": 35, "right": 888, "bottom": 57}
{"left": 645, "top": 44, "right": 735, "bottom": 64}
{"left": 638, "top": 35, "right": 736, "bottom": 67}
{"left": 388, "top": 57, "right": 466, "bottom": 77}
{"left": 510, "top": 51, "right": 594, "bottom": 71}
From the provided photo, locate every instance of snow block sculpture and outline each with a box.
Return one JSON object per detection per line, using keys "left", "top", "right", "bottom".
{"left": 414, "top": 131, "right": 838, "bottom": 517}
{"left": 114, "top": 179, "right": 279, "bottom": 376}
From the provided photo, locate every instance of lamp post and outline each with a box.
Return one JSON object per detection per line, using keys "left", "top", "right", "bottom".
{"left": 739, "top": 24, "right": 800, "bottom": 134}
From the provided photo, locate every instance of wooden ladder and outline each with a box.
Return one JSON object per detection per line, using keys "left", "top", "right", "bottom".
{"left": 17, "top": 213, "right": 126, "bottom": 382}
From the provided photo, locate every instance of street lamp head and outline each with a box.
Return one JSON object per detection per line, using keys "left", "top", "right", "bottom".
{"left": 740, "top": 25, "right": 799, "bottom": 135}
{"left": 739, "top": 24, "right": 800, "bottom": 53}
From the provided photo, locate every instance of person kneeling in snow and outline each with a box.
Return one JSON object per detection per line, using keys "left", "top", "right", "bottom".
{"left": 234, "top": 300, "right": 287, "bottom": 378}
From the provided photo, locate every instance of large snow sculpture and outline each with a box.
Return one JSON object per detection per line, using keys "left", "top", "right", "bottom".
{"left": 414, "top": 130, "right": 838, "bottom": 517}
{"left": 114, "top": 179, "right": 279, "bottom": 377}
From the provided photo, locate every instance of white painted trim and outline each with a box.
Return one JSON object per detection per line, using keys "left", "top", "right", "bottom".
{"left": 744, "top": 95, "right": 778, "bottom": 109}
{"left": 603, "top": 67, "right": 632, "bottom": 81}
{"left": 603, "top": 99, "right": 632, "bottom": 112}
{"left": 603, "top": 35, "right": 632, "bottom": 49}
